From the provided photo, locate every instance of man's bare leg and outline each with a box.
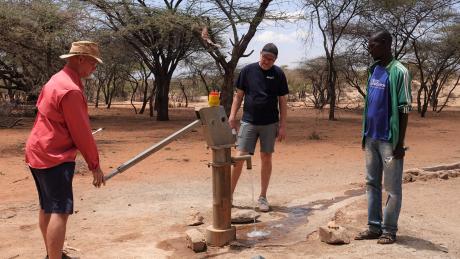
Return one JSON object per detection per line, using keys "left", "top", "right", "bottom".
{"left": 46, "top": 213, "right": 69, "bottom": 259}
{"left": 39, "top": 209, "right": 51, "bottom": 255}
{"left": 260, "top": 152, "right": 272, "bottom": 198}
{"left": 231, "top": 150, "right": 249, "bottom": 196}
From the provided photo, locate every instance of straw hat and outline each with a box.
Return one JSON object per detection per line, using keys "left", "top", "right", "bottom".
{"left": 59, "top": 41, "right": 103, "bottom": 64}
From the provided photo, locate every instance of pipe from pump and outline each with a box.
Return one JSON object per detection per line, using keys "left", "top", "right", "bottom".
{"left": 104, "top": 120, "right": 201, "bottom": 181}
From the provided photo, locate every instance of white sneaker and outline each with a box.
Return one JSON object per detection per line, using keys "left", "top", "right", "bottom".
{"left": 258, "top": 196, "right": 270, "bottom": 212}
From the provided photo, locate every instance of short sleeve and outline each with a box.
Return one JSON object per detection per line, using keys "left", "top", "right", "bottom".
{"left": 235, "top": 67, "right": 247, "bottom": 91}
{"left": 395, "top": 64, "right": 412, "bottom": 114}
{"left": 278, "top": 69, "right": 289, "bottom": 96}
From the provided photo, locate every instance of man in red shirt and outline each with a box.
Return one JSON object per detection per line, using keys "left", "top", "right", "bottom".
{"left": 25, "top": 41, "right": 105, "bottom": 259}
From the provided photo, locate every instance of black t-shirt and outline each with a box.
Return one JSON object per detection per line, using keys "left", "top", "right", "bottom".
{"left": 235, "top": 62, "right": 289, "bottom": 125}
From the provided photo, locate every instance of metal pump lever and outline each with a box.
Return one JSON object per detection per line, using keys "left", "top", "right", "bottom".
{"left": 104, "top": 120, "right": 201, "bottom": 181}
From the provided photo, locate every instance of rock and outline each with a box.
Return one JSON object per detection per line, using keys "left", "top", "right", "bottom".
{"left": 422, "top": 162, "right": 460, "bottom": 172}
{"left": 231, "top": 209, "right": 260, "bottom": 224}
{"left": 251, "top": 256, "right": 266, "bottom": 259}
{"left": 327, "top": 221, "right": 339, "bottom": 229}
{"left": 185, "top": 229, "right": 206, "bottom": 252}
{"left": 439, "top": 172, "right": 449, "bottom": 180}
{"left": 427, "top": 172, "right": 440, "bottom": 179}
{"left": 403, "top": 173, "right": 415, "bottom": 183}
{"left": 448, "top": 170, "right": 460, "bottom": 178}
{"left": 318, "top": 222, "right": 350, "bottom": 245}
{"left": 418, "top": 172, "right": 438, "bottom": 181}
{"left": 417, "top": 175, "right": 428, "bottom": 181}
{"left": 186, "top": 211, "right": 204, "bottom": 226}
{"left": 405, "top": 168, "right": 423, "bottom": 176}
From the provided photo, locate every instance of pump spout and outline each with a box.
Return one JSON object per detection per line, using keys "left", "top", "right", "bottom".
{"left": 231, "top": 155, "right": 252, "bottom": 170}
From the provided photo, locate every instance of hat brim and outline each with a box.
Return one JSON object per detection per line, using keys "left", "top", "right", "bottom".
{"left": 59, "top": 53, "right": 103, "bottom": 64}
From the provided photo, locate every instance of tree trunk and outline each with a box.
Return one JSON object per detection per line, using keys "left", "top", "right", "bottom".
{"left": 421, "top": 88, "right": 428, "bottom": 117}
{"left": 7, "top": 88, "right": 14, "bottom": 102}
{"left": 327, "top": 60, "right": 337, "bottom": 120}
{"left": 221, "top": 67, "right": 235, "bottom": 115}
{"left": 430, "top": 83, "right": 438, "bottom": 111}
{"left": 107, "top": 79, "right": 117, "bottom": 109}
{"left": 154, "top": 76, "right": 171, "bottom": 121}
{"left": 416, "top": 85, "right": 423, "bottom": 113}
{"left": 149, "top": 94, "right": 154, "bottom": 117}
{"left": 180, "top": 85, "right": 188, "bottom": 108}
{"left": 139, "top": 78, "right": 151, "bottom": 114}
{"left": 95, "top": 83, "right": 102, "bottom": 108}
{"left": 437, "top": 75, "right": 460, "bottom": 113}
{"left": 130, "top": 81, "right": 139, "bottom": 114}
{"left": 103, "top": 75, "right": 113, "bottom": 106}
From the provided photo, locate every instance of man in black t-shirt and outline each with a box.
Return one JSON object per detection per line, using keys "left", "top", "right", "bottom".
{"left": 229, "top": 43, "right": 289, "bottom": 212}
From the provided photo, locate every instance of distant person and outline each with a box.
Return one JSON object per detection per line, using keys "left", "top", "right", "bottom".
{"left": 354, "top": 30, "right": 412, "bottom": 244}
{"left": 25, "top": 41, "right": 105, "bottom": 259}
{"left": 229, "top": 43, "right": 289, "bottom": 212}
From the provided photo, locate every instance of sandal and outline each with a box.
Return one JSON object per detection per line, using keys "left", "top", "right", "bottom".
{"left": 354, "top": 229, "right": 382, "bottom": 240}
{"left": 377, "top": 233, "right": 396, "bottom": 244}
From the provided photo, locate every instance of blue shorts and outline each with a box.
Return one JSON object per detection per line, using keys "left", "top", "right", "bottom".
{"left": 30, "top": 162, "right": 75, "bottom": 214}
{"left": 237, "top": 121, "right": 278, "bottom": 154}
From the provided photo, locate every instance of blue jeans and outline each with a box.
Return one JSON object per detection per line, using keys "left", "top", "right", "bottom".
{"left": 365, "top": 137, "right": 403, "bottom": 235}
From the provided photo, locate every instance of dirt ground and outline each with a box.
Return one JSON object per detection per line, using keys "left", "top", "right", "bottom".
{"left": 1, "top": 102, "right": 460, "bottom": 259}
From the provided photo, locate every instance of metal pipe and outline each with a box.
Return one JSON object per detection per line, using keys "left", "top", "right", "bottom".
{"left": 211, "top": 148, "right": 232, "bottom": 230}
{"left": 104, "top": 119, "right": 201, "bottom": 181}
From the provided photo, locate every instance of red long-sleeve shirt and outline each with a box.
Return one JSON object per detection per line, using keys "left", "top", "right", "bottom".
{"left": 25, "top": 66, "right": 100, "bottom": 171}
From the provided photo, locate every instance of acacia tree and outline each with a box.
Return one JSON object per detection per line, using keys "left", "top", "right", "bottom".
{"left": 183, "top": 53, "right": 224, "bottom": 96}
{"left": 301, "top": 57, "right": 329, "bottom": 109}
{"left": 89, "top": 34, "right": 137, "bottom": 108}
{"left": 339, "top": 45, "right": 370, "bottom": 98}
{"left": 192, "top": 0, "right": 273, "bottom": 114}
{"left": 303, "top": 0, "right": 366, "bottom": 120}
{"left": 133, "top": 60, "right": 154, "bottom": 115}
{"left": 361, "top": 0, "right": 456, "bottom": 60}
{"left": 0, "top": 0, "right": 84, "bottom": 101}
{"left": 412, "top": 24, "right": 460, "bottom": 116}
{"left": 321, "top": 0, "right": 458, "bottom": 115}
{"left": 85, "top": 0, "right": 200, "bottom": 120}
{"left": 358, "top": 0, "right": 458, "bottom": 116}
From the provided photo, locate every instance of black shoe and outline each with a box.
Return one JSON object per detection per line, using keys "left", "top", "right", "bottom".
{"left": 354, "top": 229, "right": 382, "bottom": 240}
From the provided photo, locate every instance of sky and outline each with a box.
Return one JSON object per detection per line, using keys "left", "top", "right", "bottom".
{"left": 240, "top": 22, "right": 324, "bottom": 68}
{"left": 237, "top": 4, "right": 325, "bottom": 68}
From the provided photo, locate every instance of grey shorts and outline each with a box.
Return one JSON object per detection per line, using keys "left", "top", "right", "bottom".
{"left": 237, "top": 121, "right": 278, "bottom": 154}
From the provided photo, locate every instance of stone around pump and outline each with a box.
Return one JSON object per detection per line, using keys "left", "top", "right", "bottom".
{"left": 318, "top": 221, "right": 351, "bottom": 245}
{"left": 185, "top": 229, "right": 206, "bottom": 252}
{"left": 186, "top": 210, "right": 204, "bottom": 226}
{"left": 231, "top": 209, "right": 261, "bottom": 224}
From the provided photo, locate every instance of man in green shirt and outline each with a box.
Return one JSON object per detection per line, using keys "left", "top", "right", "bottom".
{"left": 355, "top": 30, "right": 412, "bottom": 244}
